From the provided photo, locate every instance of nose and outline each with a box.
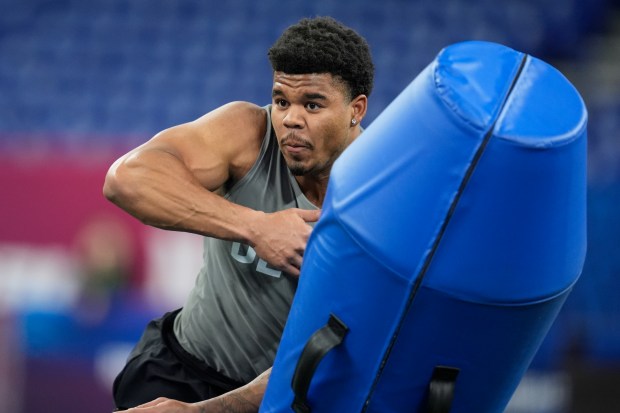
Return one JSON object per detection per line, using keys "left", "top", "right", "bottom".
{"left": 283, "top": 106, "right": 304, "bottom": 129}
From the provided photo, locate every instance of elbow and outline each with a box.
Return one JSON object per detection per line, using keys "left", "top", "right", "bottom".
{"left": 102, "top": 168, "right": 118, "bottom": 203}
{"left": 103, "top": 159, "right": 133, "bottom": 206}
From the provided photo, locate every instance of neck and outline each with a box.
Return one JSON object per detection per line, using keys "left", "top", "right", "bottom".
{"left": 295, "top": 174, "right": 330, "bottom": 208}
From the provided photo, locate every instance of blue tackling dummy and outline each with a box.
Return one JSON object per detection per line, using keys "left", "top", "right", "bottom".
{"left": 260, "top": 40, "right": 588, "bottom": 413}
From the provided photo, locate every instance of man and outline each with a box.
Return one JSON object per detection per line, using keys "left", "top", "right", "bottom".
{"left": 104, "top": 16, "right": 374, "bottom": 412}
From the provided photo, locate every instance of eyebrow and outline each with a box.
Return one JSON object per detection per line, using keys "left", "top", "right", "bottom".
{"left": 304, "top": 93, "right": 327, "bottom": 101}
{"left": 271, "top": 89, "right": 328, "bottom": 101}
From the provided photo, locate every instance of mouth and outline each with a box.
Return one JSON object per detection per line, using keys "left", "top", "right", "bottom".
{"left": 284, "top": 143, "right": 309, "bottom": 153}
{"left": 281, "top": 134, "right": 313, "bottom": 155}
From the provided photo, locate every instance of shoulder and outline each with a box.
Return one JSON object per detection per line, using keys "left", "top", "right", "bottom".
{"left": 192, "top": 101, "right": 268, "bottom": 137}
{"left": 190, "top": 101, "right": 270, "bottom": 183}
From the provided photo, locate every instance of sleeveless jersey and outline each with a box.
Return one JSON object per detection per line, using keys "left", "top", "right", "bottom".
{"left": 173, "top": 105, "right": 318, "bottom": 383}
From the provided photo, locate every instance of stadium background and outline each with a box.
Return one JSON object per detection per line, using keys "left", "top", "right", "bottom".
{"left": 1, "top": 0, "right": 619, "bottom": 411}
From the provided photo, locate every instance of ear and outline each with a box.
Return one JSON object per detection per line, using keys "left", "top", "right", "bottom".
{"left": 350, "top": 94, "right": 368, "bottom": 125}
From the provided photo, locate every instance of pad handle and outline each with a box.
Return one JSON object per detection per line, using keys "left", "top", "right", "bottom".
{"left": 427, "top": 366, "right": 460, "bottom": 413}
{"left": 291, "top": 314, "right": 349, "bottom": 413}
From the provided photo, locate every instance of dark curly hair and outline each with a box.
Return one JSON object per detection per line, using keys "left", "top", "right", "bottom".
{"left": 268, "top": 17, "right": 374, "bottom": 100}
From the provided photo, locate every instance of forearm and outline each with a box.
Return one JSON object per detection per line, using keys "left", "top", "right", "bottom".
{"left": 195, "top": 368, "right": 271, "bottom": 413}
{"left": 103, "top": 148, "right": 260, "bottom": 243}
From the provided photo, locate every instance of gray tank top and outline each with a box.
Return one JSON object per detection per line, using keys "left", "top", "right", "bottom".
{"left": 173, "top": 105, "right": 317, "bottom": 383}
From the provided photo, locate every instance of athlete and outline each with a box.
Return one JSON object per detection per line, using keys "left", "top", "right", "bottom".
{"left": 104, "top": 16, "right": 374, "bottom": 412}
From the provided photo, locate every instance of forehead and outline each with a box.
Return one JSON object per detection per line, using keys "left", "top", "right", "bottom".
{"left": 272, "top": 72, "right": 347, "bottom": 97}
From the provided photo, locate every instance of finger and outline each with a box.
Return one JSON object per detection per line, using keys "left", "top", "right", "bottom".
{"left": 134, "top": 398, "right": 169, "bottom": 408}
{"left": 283, "top": 262, "right": 301, "bottom": 277}
{"left": 296, "top": 208, "right": 321, "bottom": 223}
{"left": 288, "top": 254, "right": 303, "bottom": 269}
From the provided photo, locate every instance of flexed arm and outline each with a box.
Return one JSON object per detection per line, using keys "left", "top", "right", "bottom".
{"left": 103, "top": 102, "right": 318, "bottom": 276}
{"left": 104, "top": 102, "right": 263, "bottom": 239}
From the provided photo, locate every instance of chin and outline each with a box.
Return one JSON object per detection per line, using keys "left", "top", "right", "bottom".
{"left": 288, "top": 165, "right": 308, "bottom": 176}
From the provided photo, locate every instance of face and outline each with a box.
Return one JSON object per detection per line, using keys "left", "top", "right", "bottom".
{"left": 271, "top": 71, "right": 362, "bottom": 178}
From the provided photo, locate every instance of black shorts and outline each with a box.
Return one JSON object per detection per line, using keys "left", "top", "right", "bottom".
{"left": 112, "top": 309, "right": 244, "bottom": 410}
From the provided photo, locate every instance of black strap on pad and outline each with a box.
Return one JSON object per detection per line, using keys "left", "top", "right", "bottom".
{"left": 427, "top": 365, "right": 460, "bottom": 413}
{"left": 291, "top": 314, "right": 349, "bottom": 413}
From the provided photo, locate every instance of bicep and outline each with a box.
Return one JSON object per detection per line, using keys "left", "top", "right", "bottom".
{"left": 146, "top": 102, "right": 266, "bottom": 192}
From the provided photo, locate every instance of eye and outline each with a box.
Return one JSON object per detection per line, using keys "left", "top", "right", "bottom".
{"left": 306, "top": 102, "right": 321, "bottom": 111}
{"left": 274, "top": 98, "right": 289, "bottom": 108}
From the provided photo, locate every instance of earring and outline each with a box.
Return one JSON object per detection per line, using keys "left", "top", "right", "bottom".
{"left": 351, "top": 119, "right": 357, "bottom": 125}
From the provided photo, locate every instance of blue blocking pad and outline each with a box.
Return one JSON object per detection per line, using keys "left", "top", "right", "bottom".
{"left": 259, "top": 41, "right": 587, "bottom": 413}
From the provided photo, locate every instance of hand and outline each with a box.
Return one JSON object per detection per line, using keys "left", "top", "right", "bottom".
{"left": 115, "top": 397, "right": 200, "bottom": 413}
{"left": 116, "top": 368, "right": 271, "bottom": 413}
{"left": 250, "top": 208, "right": 321, "bottom": 277}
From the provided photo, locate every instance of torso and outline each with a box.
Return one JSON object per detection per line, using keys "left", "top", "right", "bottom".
{"left": 173, "top": 105, "right": 318, "bottom": 383}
